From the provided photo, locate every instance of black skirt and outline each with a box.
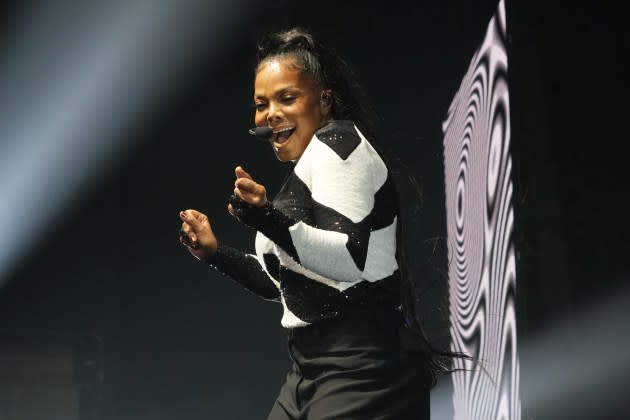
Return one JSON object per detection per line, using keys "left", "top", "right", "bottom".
{"left": 267, "top": 304, "right": 432, "bottom": 420}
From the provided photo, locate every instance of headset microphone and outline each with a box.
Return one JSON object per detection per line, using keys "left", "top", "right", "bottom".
{"left": 248, "top": 126, "right": 273, "bottom": 141}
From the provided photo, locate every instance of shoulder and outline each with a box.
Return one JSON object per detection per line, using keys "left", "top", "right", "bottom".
{"left": 313, "top": 120, "right": 362, "bottom": 160}
{"left": 296, "top": 119, "right": 388, "bottom": 191}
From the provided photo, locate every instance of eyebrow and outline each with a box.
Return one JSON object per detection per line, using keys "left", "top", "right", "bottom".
{"left": 254, "top": 86, "right": 300, "bottom": 100}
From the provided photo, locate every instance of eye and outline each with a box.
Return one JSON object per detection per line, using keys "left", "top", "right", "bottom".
{"left": 281, "top": 96, "right": 296, "bottom": 104}
{"left": 253, "top": 102, "right": 267, "bottom": 111}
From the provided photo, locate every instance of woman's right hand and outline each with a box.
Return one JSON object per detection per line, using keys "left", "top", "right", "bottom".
{"left": 178, "top": 209, "right": 218, "bottom": 261}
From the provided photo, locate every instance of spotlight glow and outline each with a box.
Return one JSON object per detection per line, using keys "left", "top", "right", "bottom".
{"left": 0, "top": 0, "right": 253, "bottom": 285}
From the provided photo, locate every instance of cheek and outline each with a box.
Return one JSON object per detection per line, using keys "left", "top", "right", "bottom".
{"left": 294, "top": 104, "right": 316, "bottom": 127}
{"left": 308, "top": 103, "right": 324, "bottom": 125}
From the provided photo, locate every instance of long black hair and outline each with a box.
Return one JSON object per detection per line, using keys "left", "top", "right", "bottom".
{"left": 255, "top": 27, "right": 470, "bottom": 385}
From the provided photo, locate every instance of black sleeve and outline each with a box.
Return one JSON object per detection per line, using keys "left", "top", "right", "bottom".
{"left": 227, "top": 195, "right": 300, "bottom": 261}
{"left": 227, "top": 195, "right": 369, "bottom": 273}
{"left": 206, "top": 244, "right": 280, "bottom": 302}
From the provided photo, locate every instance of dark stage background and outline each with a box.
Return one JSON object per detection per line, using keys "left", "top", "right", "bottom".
{"left": 0, "top": 1, "right": 627, "bottom": 419}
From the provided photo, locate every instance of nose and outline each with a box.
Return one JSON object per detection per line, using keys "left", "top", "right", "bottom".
{"left": 266, "top": 102, "right": 282, "bottom": 126}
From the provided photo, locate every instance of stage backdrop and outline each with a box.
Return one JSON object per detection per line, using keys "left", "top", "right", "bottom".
{"left": 442, "top": 1, "right": 521, "bottom": 419}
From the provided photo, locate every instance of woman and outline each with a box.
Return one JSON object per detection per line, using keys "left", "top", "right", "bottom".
{"left": 179, "top": 27, "right": 441, "bottom": 419}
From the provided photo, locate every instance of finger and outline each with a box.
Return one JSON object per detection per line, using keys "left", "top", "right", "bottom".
{"left": 235, "top": 177, "right": 259, "bottom": 193}
{"left": 180, "top": 223, "right": 198, "bottom": 242}
{"left": 234, "top": 186, "right": 261, "bottom": 201}
{"left": 179, "top": 232, "right": 193, "bottom": 247}
{"left": 185, "top": 209, "right": 207, "bottom": 222}
{"left": 227, "top": 203, "right": 234, "bottom": 215}
{"left": 235, "top": 189, "right": 267, "bottom": 208}
{"left": 179, "top": 227, "right": 197, "bottom": 244}
{"left": 233, "top": 187, "right": 245, "bottom": 201}
{"left": 179, "top": 221, "right": 196, "bottom": 239}
{"left": 180, "top": 209, "right": 204, "bottom": 229}
{"left": 235, "top": 166, "right": 253, "bottom": 180}
{"left": 180, "top": 222, "right": 191, "bottom": 234}
{"left": 179, "top": 234, "right": 200, "bottom": 251}
{"left": 179, "top": 231, "right": 192, "bottom": 247}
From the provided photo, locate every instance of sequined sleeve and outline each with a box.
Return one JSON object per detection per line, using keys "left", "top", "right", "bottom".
{"left": 206, "top": 244, "right": 280, "bottom": 301}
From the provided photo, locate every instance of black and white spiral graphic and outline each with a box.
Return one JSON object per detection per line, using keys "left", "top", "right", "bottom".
{"left": 442, "top": 1, "right": 521, "bottom": 419}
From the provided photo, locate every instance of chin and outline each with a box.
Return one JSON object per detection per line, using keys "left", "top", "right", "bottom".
{"left": 271, "top": 144, "right": 296, "bottom": 162}
{"left": 274, "top": 152, "right": 294, "bottom": 162}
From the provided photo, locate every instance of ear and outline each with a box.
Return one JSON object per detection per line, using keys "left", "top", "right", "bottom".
{"left": 320, "top": 89, "right": 333, "bottom": 115}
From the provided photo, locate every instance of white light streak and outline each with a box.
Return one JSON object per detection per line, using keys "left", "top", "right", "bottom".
{"left": 0, "top": 0, "right": 252, "bottom": 284}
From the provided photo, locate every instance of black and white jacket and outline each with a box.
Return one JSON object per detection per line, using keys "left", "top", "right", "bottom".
{"left": 209, "top": 120, "right": 401, "bottom": 328}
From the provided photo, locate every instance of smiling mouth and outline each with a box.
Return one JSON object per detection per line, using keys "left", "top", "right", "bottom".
{"left": 272, "top": 127, "right": 295, "bottom": 145}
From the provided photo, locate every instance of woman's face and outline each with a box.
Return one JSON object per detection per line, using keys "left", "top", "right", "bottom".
{"left": 254, "top": 57, "right": 330, "bottom": 161}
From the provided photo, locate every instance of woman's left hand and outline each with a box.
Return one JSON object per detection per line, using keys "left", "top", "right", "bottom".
{"left": 228, "top": 166, "right": 268, "bottom": 215}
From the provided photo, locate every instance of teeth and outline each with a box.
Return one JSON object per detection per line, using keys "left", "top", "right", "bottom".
{"left": 273, "top": 127, "right": 295, "bottom": 134}
{"left": 273, "top": 126, "right": 295, "bottom": 144}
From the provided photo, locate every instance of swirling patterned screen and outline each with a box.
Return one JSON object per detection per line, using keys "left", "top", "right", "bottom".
{"left": 442, "top": 1, "right": 521, "bottom": 419}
